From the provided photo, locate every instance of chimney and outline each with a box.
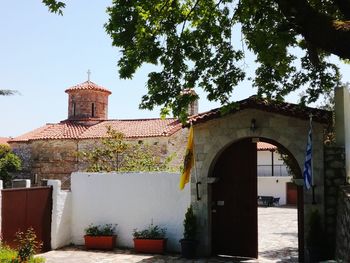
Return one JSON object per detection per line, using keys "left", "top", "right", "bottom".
{"left": 188, "top": 98, "right": 198, "bottom": 116}
{"left": 182, "top": 88, "right": 199, "bottom": 116}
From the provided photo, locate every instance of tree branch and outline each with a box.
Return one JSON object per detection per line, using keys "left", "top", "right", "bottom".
{"left": 277, "top": 0, "right": 350, "bottom": 59}
{"left": 333, "top": 0, "right": 350, "bottom": 19}
{"left": 0, "top": 90, "right": 17, "bottom": 96}
{"left": 180, "top": 0, "right": 200, "bottom": 36}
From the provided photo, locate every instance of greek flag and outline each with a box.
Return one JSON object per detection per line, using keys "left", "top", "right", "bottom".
{"left": 303, "top": 124, "right": 312, "bottom": 190}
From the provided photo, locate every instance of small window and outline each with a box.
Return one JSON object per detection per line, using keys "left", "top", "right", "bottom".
{"left": 91, "top": 103, "right": 95, "bottom": 117}
{"left": 72, "top": 102, "right": 76, "bottom": 116}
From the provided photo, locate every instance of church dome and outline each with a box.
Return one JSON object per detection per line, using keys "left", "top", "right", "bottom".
{"left": 65, "top": 80, "right": 111, "bottom": 121}
{"left": 65, "top": 80, "right": 111, "bottom": 94}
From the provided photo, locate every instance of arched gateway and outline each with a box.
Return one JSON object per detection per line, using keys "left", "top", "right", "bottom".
{"left": 188, "top": 97, "right": 331, "bottom": 261}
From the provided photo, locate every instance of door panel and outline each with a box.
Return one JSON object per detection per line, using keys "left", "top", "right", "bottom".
{"left": 212, "top": 139, "right": 258, "bottom": 258}
{"left": 287, "top": 182, "right": 297, "bottom": 205}
{"left": 2, "top": 187, "right": 52, "bottom": 252}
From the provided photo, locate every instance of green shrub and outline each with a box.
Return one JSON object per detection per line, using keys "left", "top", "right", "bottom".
{"left": 79, "top": 126, "right": 174, "bottom": 172}
{"left": 0, "top": 144, "right": 21, "bottom": 187}
{"left": 133, "top": 224, "right": 166, "bottom": 239}
{"left": 84, "top": 223, "right": 117, "bottom": 236}
{"left": 0, "top": 245, "right": 45, "bottom": 262}
{"left": 15, "top": 227, "right": 43, "bottom": 262}
{"left": 0, "top": 246, "right": 17, "bottom": 260}
{"left": 183, "top": 205, "right": 197, "bottom": 240}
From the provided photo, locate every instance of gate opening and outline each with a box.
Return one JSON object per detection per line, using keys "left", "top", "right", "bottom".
{"left": 210, "top": 137, "right": 303, "bottom": 262}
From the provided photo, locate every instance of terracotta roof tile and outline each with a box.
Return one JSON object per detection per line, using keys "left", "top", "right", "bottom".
{"left": 11, "top": 96, "right": 330, "bottom": 143}
{"left": 10, "top": 122, "right": 90, "bottom": 142}
{"left": 188, "top": 96, "right": 331, "bottom": 126}
{"left": 257, "top": 142, "right": 277, "bottom": 151}
{"left": 0, "top": 137, "right": 10, "bottom": 145}
{"left": 10, "top": 119, "right": 182, "bottom": 142}
{"left": 65, "top": 80, "right": 111, "bottom": 94}
{"left": 79, "top": 119, "right": 182, "bottom": 139}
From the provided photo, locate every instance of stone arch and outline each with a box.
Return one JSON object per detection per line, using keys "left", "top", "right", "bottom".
{"left": 207, "top": 136, "right": 302, "bottom": 179}
{"left": 191, "top": 109, "right": 327, "bottom": 261}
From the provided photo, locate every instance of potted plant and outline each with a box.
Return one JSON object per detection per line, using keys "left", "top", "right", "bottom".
{"left": 133, "top": 223, "right": 167, "bottom": 254}
{"left": 84, "top": 223, "right": 117, "bottom": 250}
{"left": 180, "top": 205, "right": 198, "bottom": 259}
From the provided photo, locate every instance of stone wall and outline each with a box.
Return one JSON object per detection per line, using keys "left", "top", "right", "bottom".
{"left": 10, "top": 129, "right": 188, "bottom": 189}
{"left": 77, "top": 128, "right": 188, "bottom": 173}
{"left": 14, "top": 140, "right": 79, "bottom": 188}
{"left": 10, "top": 142, "right": 33, "bottom": 181}
{"left": 335, "top": 186, "right": 350, "bottom": 262}
{"left": 324, "top": 145, "right": 346, "bottom": 258}
{"left": 191, "top": 109, "right": 327, "bottom": 257}
{"left": 67, "top": 90, "right": 109, "bottom": 120}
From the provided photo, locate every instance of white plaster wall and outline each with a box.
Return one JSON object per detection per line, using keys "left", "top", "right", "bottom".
{"left": 48, "top": 180, "right": 72, "bottom": 249}
{"left": 257, "top": 151, "right": 289, "bottom": 177}
{"left": 0, "top": 180, "right": 2, "bottom": 235}
{"left": 71, "top": 172, "right": 190, "bottom": 252}
{"left": 257, "top": 176, "right": 292, "bottom": 205}
{"left": 257, "top": 150, "right": 284, "bottom": 165}
{"left": 335, "top": 86, "right": 350, "bottom": 183}
{"left": 343, "top": 88, "right": 350, "bottom": 183}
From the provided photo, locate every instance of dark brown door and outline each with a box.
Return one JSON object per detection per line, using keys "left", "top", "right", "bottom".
{"left": 286, "top": 182, "right": 297, "bottom": 205}
{"left": 212, "top": 138, "right": 258, "bottom": 258}
{"left": 2, "top": 187, "right": 52, "bottom": 251}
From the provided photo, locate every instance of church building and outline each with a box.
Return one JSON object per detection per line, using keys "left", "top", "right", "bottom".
{"left": 9, "top": 80, "right": 191, "bottom": 188}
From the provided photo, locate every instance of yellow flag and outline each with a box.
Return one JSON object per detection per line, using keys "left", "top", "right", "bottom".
{"left": 179, "top": 126, "right": 194, "bottom": 190}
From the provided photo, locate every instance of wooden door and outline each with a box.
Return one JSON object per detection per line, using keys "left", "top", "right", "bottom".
{"left": 2, "top": 187, "right": 52, "bottom": 251}
{"left": 212, "top": 138, "right": 258, "bottom": 258}
{"left": 286, "top": 182, "right": 297, "bottom": 205}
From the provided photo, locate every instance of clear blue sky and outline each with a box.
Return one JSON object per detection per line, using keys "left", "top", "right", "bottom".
{"left": 0, "top": 1, "right": 349, "bottom": 137}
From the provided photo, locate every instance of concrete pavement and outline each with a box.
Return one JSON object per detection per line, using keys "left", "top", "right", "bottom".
{"left": 38, "top": 206, "right": 298, "bottom": 262}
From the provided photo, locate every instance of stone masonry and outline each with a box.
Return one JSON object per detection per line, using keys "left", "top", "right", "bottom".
{"left": 190, "top": 108, "right": 327, "bottom": 259}
{"left": 9, "top": 80, "right": 190, "bottom": 189}
{"left": 66, "top": 81, "right": 111, "bottom": 120}
{"left": 335, "top": 185, "right": 350, "bottom": 262}
{"left": 324, "top": 145, "right": 346, "bottom": 258}
{"left": 12, "top": 129, "right": 188, "bottom": 189}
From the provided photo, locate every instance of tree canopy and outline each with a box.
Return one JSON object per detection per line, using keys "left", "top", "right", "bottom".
{"left": 42, "top": 0, "right": 66, "bottom": 15}
{"left": 0, "top": 144, "right": 21, "bottom": 187}
{"left": 0, "top": 90, "right": 17, "bottom": 96}
{"left": 47, "top": 1, "right": 348, "bottom": 118}
{"left": 79, "top": 127, "right": 174, "bottom": 172}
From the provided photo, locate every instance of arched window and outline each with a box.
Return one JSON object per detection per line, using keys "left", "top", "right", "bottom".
{"left": 91, "top": 103, "right": 95, "bottom": 117}
{"left": 72, "top": 102, "right": 76, "bottom": 116}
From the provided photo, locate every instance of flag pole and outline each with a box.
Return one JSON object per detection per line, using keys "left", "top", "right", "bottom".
{"left": 309, "top": 113, "right": 316, "bottom": 204}
{"left": 310, "top": 114, "right": 313, "bottom": 185}
{"left": 191, "top": 124, "right": 201, "bottom": 200}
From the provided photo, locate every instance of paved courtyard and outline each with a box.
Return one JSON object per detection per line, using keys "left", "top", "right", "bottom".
{"left": 38, "top": 207, "right": 298, "bottom": 263}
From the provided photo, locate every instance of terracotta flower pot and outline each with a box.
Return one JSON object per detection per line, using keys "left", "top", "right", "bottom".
{"left": 84, "top": 235, "right": 117, "bottom": 250}
{"left": 133, "top": 238, "right": 167, "bottom": 254}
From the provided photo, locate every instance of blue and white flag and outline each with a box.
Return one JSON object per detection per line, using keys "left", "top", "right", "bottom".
{"left": 303, "top": 121, "right": 312, "bottom": 190}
